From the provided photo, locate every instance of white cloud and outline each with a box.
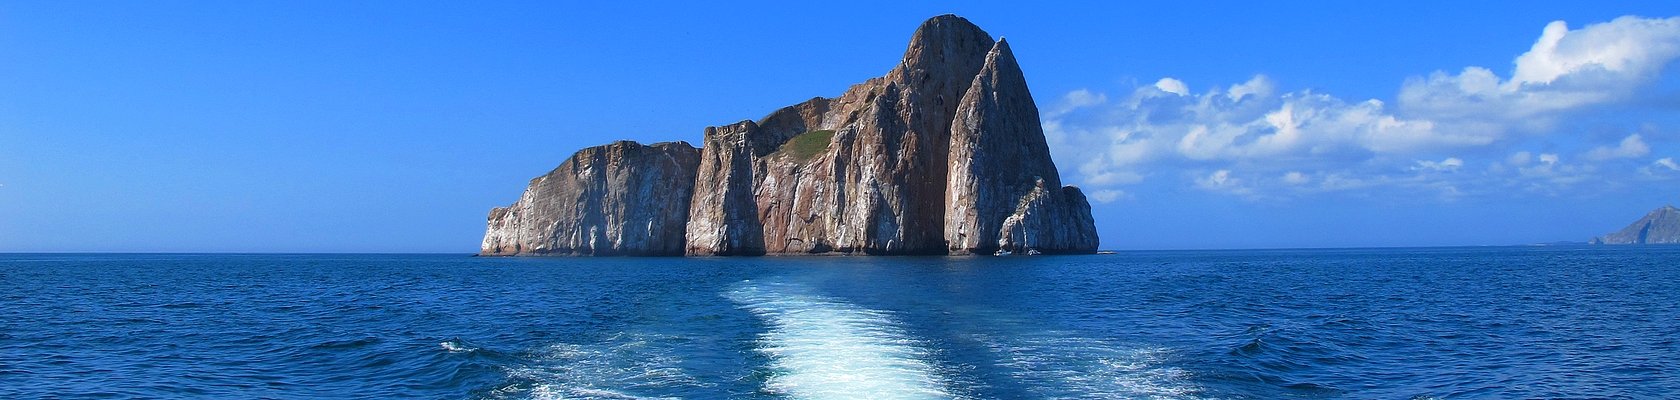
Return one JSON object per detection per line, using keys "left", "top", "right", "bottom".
{"left": 1511, "top": 18, "right": 1680, "bottom": 86}
{"left": 1507, "top": 151, "right": 1534, "bottom": 166}
{"left": 1644, "top": 157, "right": 1680, "bottom": 176}
{"left": 1082, "top": 170, "right": 1144, "bottom": 186}
{"left": 1658, "top": 157, "right": 1680, "bottom": 171}
{"left": 1048, "top": 89, "right": 1108, "bottom": 117}
{"left": 1282, "top": 171, "right": 1309, "bottom": 185}
{"left": 1088, "top": 189, "right": 1127, "bottom": 203}
{"left": 1194, "top": 169, "right": 1255, "bottom": 197}
{"left": 1585, "top": 134, "right": 1650, "bottom": 160}
{"left": 1153, "top": 78, "right": 1189, "bottom": 96}
{"left": 1413, "top": 157, "right": 1464, "bottom": 172}
{"left": 1317, "top": 173, "right": 1372, "bottom": 191}
{"left": 1046, "top": 15, "right": 1680, "bottom": 201}
{"left": 1048, "top": 75, "right": 1473, "bottom": 186}
{"left": 1226, "top": 75, "right": 1273, "bottom": 100}
{"left": 1398, "top": 16, "right": 1680, "bottom": 129}
{"left": 1201, "top": 169, "right": 1233, "bottom": 187}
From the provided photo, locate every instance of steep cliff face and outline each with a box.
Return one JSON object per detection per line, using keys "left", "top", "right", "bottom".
{"left": 685, "top": 122, "right": 769, "bottom": 256}
{"left": 1592, "top": 205, "right": 1680, "bottom": 245}
{"left": 944, "top": 39, "right": 1097, "bottom": 254}
{"left": 684, "top": 14, "right": 1096, "bottom": 255}
{"left": 481, "top": 141, "right": 700, "bottom": 256}
{"left": 484, "top": 14, "right": 1100, "bottom": 256}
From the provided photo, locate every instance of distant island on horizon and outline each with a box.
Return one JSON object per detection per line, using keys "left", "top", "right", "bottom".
{"left": 1592, "top": 205, "right": 1680, "bottom": 245}
{"left": 479, "top": 15, "right": 1098, "bottom": 257}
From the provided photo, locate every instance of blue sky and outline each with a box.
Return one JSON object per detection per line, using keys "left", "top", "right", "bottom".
{"left": 2, "top": 1, "right": 1677, "bottom": 252}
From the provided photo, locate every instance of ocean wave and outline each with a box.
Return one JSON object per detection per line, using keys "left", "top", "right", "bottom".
{"left": 969, "top": 331, "right": 1201, "bottom": 399}
{"left": 440, "top": 338, "right": 478, "bottom": 353}
{"left": 485, "top": 332, "right": 708, "bottom": 400}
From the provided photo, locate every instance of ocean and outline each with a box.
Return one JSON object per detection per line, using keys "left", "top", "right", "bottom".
{"left": 2, "top": 247, "right": 1677, "bottom": 399}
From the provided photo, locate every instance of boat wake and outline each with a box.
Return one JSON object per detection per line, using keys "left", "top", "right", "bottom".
{"left": 485, "top": 279, "right": 1197, "bottom": 399}
{"left": 484, "top": 332, "right": 709, "bottom": 400}
{"left": 727, "top": 280, "right": 956, "bottom": 400}
{"left": 968, "top": 331, "right": 1200, "bottom": 398}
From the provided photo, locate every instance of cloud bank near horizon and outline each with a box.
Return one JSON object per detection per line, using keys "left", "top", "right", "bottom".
{"left": 1048, "top": 15, "right": 1680, "bottom": 203}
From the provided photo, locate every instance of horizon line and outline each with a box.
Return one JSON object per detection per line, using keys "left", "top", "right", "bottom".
{"left": 0, "top": 243, "right": 1637, "bottom": 256}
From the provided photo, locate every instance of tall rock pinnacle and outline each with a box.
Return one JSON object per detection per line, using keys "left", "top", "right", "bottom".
{"left": 482, "top": 15, "right": 1100, "bottom": 256}
{"left": 945, "top": 39, "right": 1095, "bottom": 254}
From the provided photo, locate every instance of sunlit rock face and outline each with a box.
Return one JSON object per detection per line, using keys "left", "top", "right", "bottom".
{"left": 944, "top": 38, "right": 1097, "bottom": 255}
{"left": 483, "top": 15, "right": 1098, "bottom": 256}
{"left": 481, "top": 141, "right": 699, "bottom": 256}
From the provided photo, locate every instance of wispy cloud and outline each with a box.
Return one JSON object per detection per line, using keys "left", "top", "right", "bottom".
{"left": 1585, "top": 134, "right": 1651, "bottom": 161}
{"left": 1413, "top": 157, "right": 1464, "bottom": 173}
{"left": 1086, "top": 189, "right": 1128, "bottom": 203}
{"left": 1642, "top": 157, "right": 1680, "bottom": 177}
{"left": 1048, "top": 15, "right": 1680, "bottom": 201}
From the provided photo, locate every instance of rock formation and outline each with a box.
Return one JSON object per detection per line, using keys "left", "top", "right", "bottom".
{"left": 482, "top": 15, "right": 1099, "bottom": 256}
{"left": 1591, "top": 205, "right": 1680, "bottom": 245}
{"left": 944, "top": 39, "right": 1097, "bottom": 254}
{"left": 481, "top": 141, "right": 700, "bottom": 255}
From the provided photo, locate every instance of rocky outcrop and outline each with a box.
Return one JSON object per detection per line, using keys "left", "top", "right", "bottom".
{"left": 481, "top": 141, "right": 700, "bottom": 255}
{"left": 944, "top": 39, "right": 1097, "bottom": 254}
{"left": 1592, "top": 205, "right": 1680, "bottom": 245}
{"left": 684, "top": 121, "right": 770, "bottom": 256}
{"left": 483, "top": 14, "right": 1100, "bottom": 256}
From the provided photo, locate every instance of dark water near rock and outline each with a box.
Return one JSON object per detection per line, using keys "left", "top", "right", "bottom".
{"left": 3, "top": 247, "right": 1678, "bottom": 399}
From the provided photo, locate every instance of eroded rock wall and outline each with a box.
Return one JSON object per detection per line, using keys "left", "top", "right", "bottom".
{"left": 481, "top": 141, "right": 700, "bottom": 256}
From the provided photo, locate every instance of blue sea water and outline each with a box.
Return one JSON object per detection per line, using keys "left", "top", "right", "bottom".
{"left": 2, "top": 247, "right": 1678, "bottom": 399}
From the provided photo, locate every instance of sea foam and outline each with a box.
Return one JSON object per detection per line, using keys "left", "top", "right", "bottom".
{"left": 968, "top": 331, "right": 1199, "bottom": 398}
{"left": 727, "top": 280, "right": 955, "bottom": 400}
{"left": 491, "top": 332, "right": 706, "bottom": 400}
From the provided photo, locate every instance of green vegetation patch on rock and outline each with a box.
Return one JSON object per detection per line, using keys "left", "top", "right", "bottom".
{"left": 773, "top": 130, "right": 834, "bottom": 162}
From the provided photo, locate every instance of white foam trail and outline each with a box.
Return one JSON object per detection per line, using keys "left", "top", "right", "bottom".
{"left": 491, "top": 332, "right": 706, "bottom": 400}
{"left": 970, "top": 332, "right": 1200, "bottom": 399}
{"left": 728, "top": 280, "right": 956, "bottom": 400}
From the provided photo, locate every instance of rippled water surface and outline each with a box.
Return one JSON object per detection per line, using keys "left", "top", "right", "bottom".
{"left": 3, "top": 248, "right": 1678, "bottom": 398}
